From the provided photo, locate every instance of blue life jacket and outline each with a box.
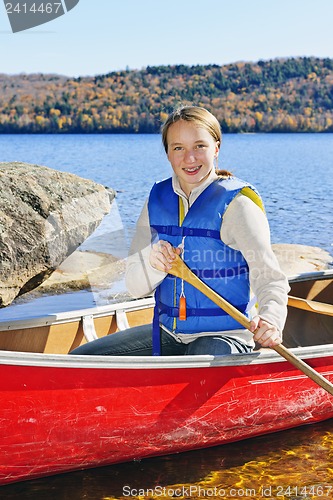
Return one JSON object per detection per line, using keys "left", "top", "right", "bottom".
{"left": 148, "top": 176, "right": 262, "bottom": 354}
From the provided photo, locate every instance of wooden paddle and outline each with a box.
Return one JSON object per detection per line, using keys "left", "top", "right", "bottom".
{"left": 168, "top": 253, "right": 333, "bottom": 396}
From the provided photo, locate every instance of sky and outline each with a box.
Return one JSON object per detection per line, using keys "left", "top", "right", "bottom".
{"left": 0, "top": 0, "right": 333, "bottom": 77}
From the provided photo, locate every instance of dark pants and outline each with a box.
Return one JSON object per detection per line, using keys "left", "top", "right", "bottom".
{"left": 69, "top": 324, "right": 251, "bottom": 356}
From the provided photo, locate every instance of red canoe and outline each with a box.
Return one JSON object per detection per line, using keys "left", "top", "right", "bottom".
{"left": 0, "top": 270, "right": 332, "bottom": 485}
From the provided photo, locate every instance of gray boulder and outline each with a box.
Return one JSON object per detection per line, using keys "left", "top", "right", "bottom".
{"left": 0, "top": 162, "right": 114, "bottom": 307}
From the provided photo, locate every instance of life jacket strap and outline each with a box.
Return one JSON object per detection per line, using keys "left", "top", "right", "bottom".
{"left": 159, "top": 302, "right": 248, "bottom": 318}
{"left": 152, "top": 288, "right": 161, "bottom": 356}
{"left": 151, "top": 224, "right": 221, "bottom": 239}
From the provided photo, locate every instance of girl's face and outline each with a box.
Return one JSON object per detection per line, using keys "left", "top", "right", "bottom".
{"left": 166, "top": 120, "right": 219, "bottom": 197}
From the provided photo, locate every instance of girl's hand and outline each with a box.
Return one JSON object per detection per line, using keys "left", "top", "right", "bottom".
{"left": 149, "top": 240, "right": 181, "bottom": 272}
{"left": 250, "top": 316, "right": 282, "bottom": 347}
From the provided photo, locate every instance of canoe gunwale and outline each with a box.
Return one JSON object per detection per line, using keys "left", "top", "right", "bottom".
{"left": 288, "top": 269, "right": 333, "bottom": 283}
{"left": 1, "top": 343, "right": 333, "bottom": 370}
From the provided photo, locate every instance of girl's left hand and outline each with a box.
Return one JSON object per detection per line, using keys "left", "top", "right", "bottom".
{"left": 250, "top": 316, "right": 282, "bottom": 347}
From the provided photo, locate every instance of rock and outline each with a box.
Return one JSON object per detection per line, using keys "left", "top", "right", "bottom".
{"left": 0, "top": 162, "right": 115, "bottom": 306}
{"left": 272, "top": 243, "right": 332, "bottom": 276}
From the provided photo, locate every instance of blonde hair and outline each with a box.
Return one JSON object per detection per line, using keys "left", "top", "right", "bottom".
{"left": 161, "top": 106, "right": 232, "bottom": 177}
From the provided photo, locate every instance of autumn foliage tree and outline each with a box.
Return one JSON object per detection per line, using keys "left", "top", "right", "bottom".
{"left": 0, "top": 57, "right": 332, "bottom": 133}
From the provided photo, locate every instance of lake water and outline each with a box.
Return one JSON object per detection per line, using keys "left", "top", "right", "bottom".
{"left": 0, "top": 132, "right": 332, "bottom": 254}
{"left": 0, "top": 133, "right": 333, "bottom": 499}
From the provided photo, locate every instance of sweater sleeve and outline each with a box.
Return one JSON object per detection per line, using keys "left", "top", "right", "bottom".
{"left": 125, "top": 200, "right": 167, "bottom": 298}
{"left": 221, "top": 194, "right": 290, "bottom": 333}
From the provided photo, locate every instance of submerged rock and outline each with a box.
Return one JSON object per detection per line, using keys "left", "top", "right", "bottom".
{"left": 0, "top": 162, "right": 114, "bottom": 306}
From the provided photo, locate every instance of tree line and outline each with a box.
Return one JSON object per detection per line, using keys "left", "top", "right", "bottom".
{"left": 0, "top": 57, "right": 333, "bottom": 133}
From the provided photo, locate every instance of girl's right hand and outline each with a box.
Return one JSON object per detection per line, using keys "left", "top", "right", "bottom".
{"left": 149, "top": 240, "right": 181, "bottom": 272}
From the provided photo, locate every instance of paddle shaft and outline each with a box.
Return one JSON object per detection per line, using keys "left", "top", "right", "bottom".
{"left": 168, "top": 254, "right": 333, "bottom": 396}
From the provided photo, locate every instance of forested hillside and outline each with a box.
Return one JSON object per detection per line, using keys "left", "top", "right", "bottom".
{"left": 0, "top": 57, "right": 333, "bottom": 133}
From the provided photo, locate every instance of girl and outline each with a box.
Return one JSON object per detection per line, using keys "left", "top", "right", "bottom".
{"left": 71, "top": 106, "right": 289, "bottom": 356}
